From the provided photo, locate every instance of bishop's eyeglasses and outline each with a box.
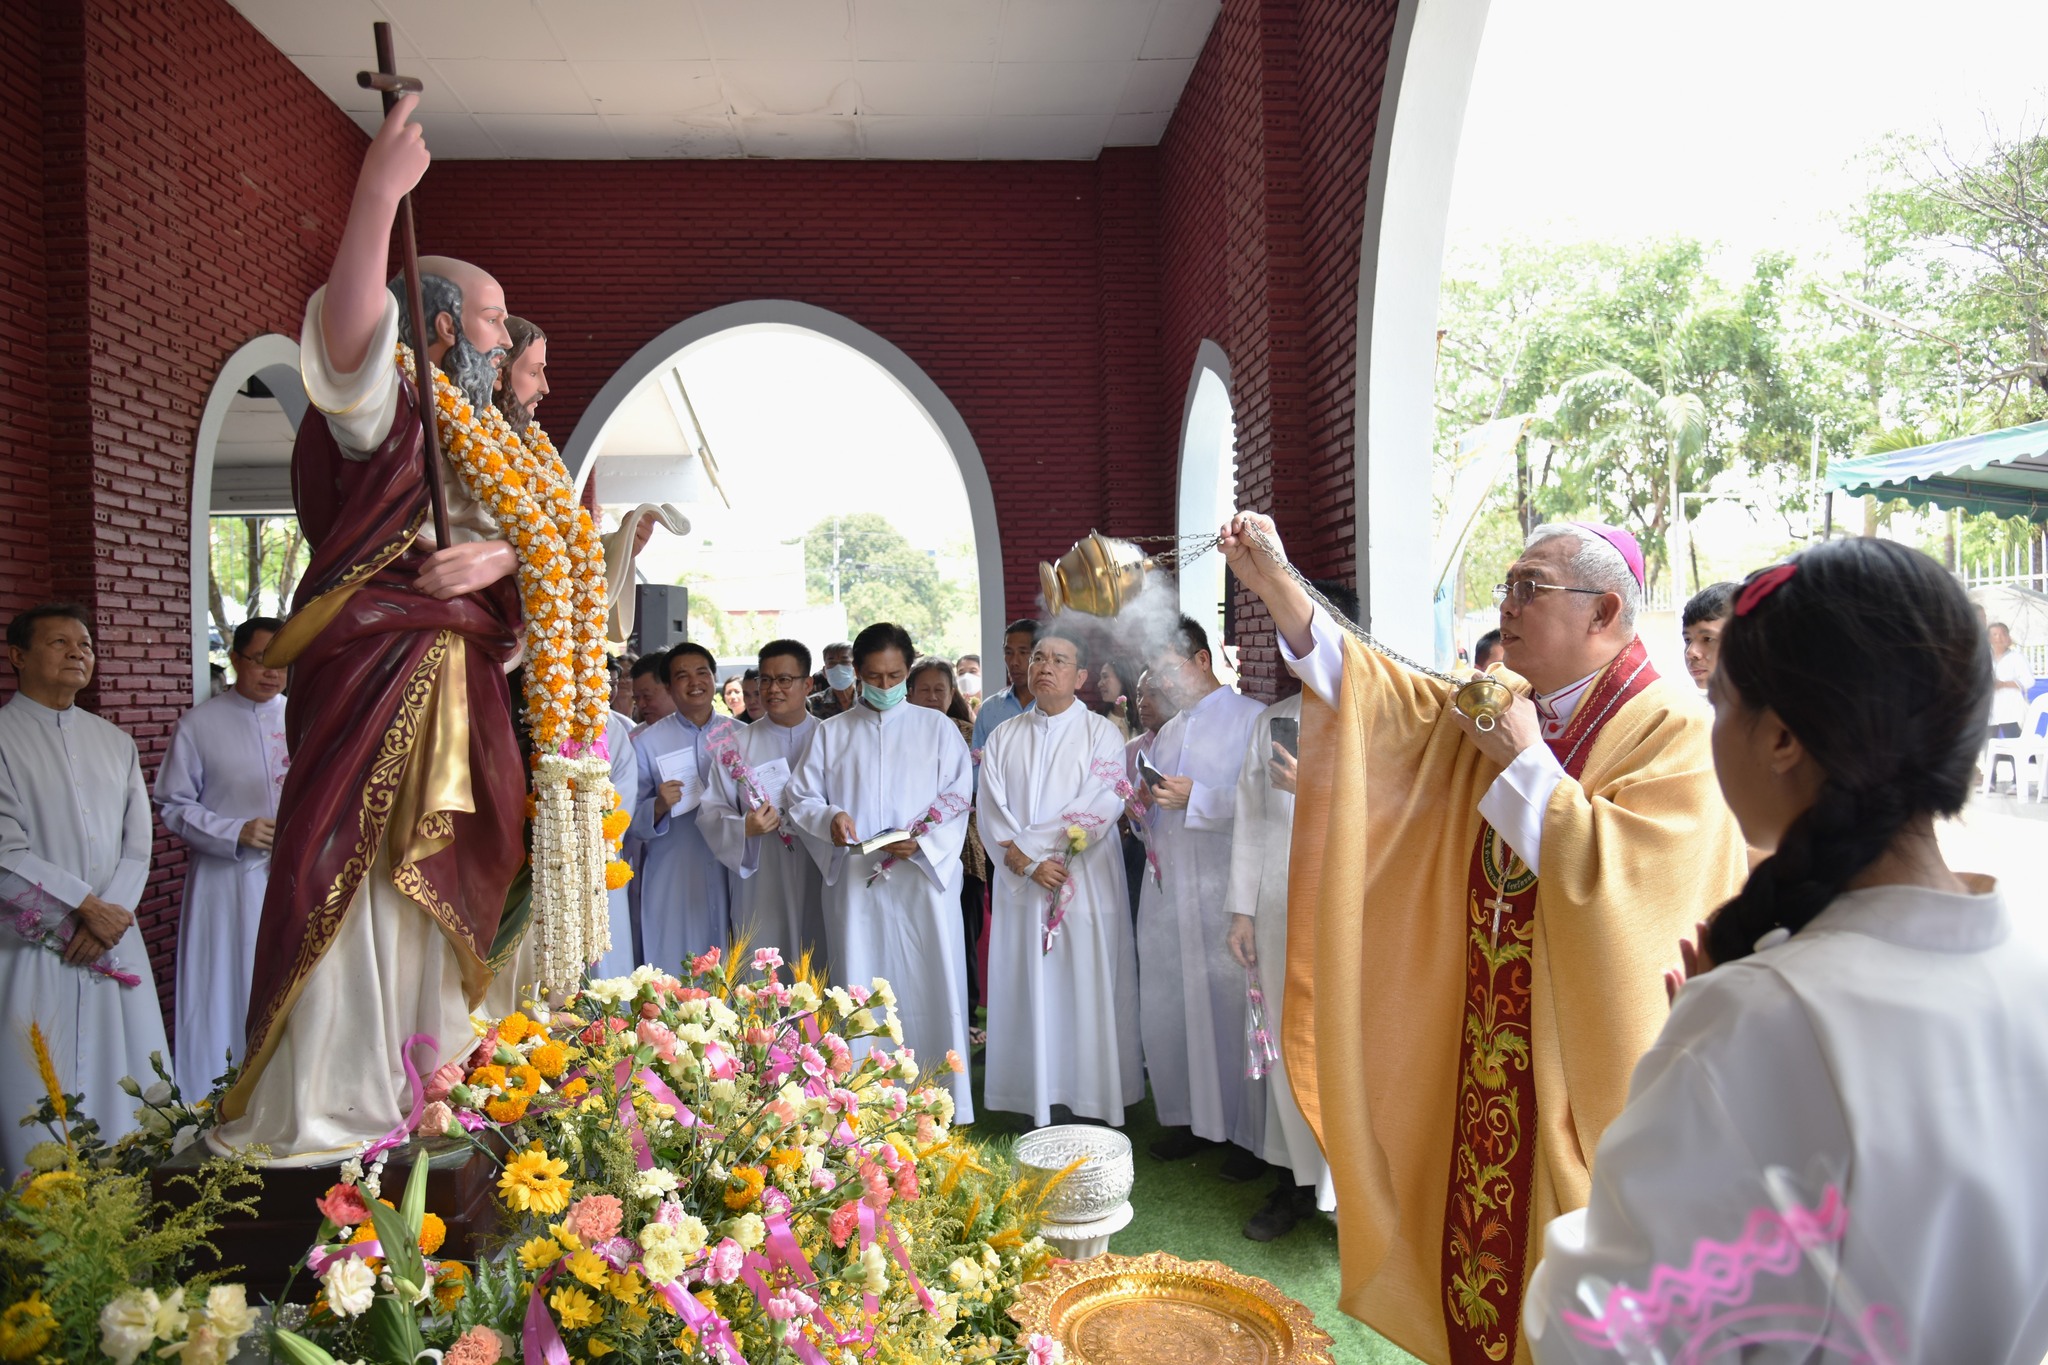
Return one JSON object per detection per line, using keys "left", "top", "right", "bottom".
{"left": 1491, "top": 580, "right": 1606, "bottom": 609}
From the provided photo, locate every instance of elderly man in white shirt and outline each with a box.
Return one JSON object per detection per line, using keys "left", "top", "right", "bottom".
{"left": 154, "top": 616, "right": 288, "bottom": 1099}
{"left": 1, "top": 605, "right": 167, "bottom": 1177}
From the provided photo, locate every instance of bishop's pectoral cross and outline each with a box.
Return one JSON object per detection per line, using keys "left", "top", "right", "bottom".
{"left": 1485, "top": 890, "right": 1512, "bottom": 949}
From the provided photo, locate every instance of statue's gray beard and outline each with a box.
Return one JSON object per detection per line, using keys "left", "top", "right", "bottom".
{"left": 442, "top": 334, "right": 506, "bottom": 415}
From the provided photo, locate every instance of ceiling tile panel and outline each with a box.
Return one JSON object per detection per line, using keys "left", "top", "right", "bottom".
{"left": 1138, "top": 0, "right": 1222, "bottom": 60}
{"left": 534, "top": 0, "right": 713, "bottom": 60}
{"left": 852, "top": 0, "right": 1001, "bottom": 61}
{"left": 991, "top": 61, "right": 1128, "bottom": 117}
{"left": 472, "top": 112, "right": 623, "bottom": 157}
{"left": 386, "top": 0, "right": 565, "bottom": 60}
{"left": 574, "top": 60, "right": 724, "bottom": 116}
{"left": 1117, "top": 57, "right": 1196, "bottom": 113}
{"left": 720, "top": 61, "right": 860, "bottom": 117}
{"left": 858, "top": 115, "right": 986, "bottom": 158}
{"left": 696, "top": 0, "right": 856, "bottom": 61}
{"left": 979, "top": 112, "right": 1112, "bottom": 159}
{"left": 736, "top": 114, "right": 862, "bottom": 157}
{"left": 289, "top": 53, "right": 396, "bottom": 113}
{"left": 998, "top": 0, "right": 1155, "bottom": 62}
{"left": 1104, "top": 108, "right": 1173, "bottom": 145}
{"left": 854, "top": 61, "right": 994, "bottom": 117}
{"left": 349, "top": 109, "right": 508, "bottom": 157}
{"left": 604, "top": 114, "right": 744, "bottom": 157}
{"left": 228, "top": 0, "right": 389, "bottom": 56}
{"left": 433, "top": 58, "right": 595, "bottom": 114}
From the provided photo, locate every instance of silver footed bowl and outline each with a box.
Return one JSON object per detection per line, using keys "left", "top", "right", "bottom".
{"left": 1015, "top": 1124, "right": 1136, "bottom": 1224}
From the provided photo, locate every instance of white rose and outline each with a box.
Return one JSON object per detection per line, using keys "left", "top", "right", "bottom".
{"left": 322, "top": 1257, "right": 377, "bottom": 1318}
{"left": 98, "top": 1289, "right": 159, "bottom": 1365}
{"left": 142, "top": 1079, "right": 174, "bottom": 1106}
{"left": 202, "top": 1284, "right": 256, "bottom": 1343}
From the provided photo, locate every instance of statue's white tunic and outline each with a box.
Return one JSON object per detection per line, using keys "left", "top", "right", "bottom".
{"left": 154, "top": 690, "right": 288, "bottom": 1099}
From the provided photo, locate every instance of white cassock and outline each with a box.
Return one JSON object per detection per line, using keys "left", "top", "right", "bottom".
{"left": 1138, "top": 684, "right": 1264, "bottom": 1141}
{"left": 631, "top": 711, "right": 735, "bottom": 973}
{"left": 787, "top": 700, "right": 974, "bottom": 1119}
{"left": 1224, "top": 694, "right": 1334, "bottom": 1208}
{"left": 153, "top": 690, "right": 288, "bottom": 1099}
{"left": 697, "top": 713, "right": 826, "bottom": 968}
{"left": 977, "top": 702, "right": 1142, "bottom": 1126}
{"left": 0, "top": 693, "right": 168, "bottom": 1177}
{"left": 590, "top": 710, "right": 639, "bottom": 980}
{"left": 1526, "top": 878, "right": 2048, "bottom": 1365}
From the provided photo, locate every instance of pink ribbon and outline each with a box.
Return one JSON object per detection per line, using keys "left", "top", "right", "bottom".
{"left": 612, "top": 1059, "right": 714, "bottom": 1170}
{"left": 361, "top": 1032, "right": 438, "bottom": 1164}
{"left": 856, "top": 1203, "right": 937, "bottom": 1313}
{"left": 305, "top": 1239, "right": 382, "bottom": 1277}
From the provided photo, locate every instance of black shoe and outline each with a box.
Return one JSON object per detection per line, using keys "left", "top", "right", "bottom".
{"left": 1243, "top": 1183, "right": 1312, "bottom": 1242}
{"left": 1148, "top": 1127, "right": 1217, "bottom": 1161}
{"left": 1219, "top": 1147, "right": 1268, "bottom": 1183}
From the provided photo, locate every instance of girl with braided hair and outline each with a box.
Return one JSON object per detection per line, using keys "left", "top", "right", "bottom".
{"left": 1526, "top": 536, "right": 2048, "bottom": 1364}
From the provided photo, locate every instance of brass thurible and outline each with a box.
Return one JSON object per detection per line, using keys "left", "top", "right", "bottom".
{"left": 1038, "top": 532, "right": 1157, "bottom": 617}
{"left": 1452, "top": 675, "right": 1512, "bottom": 733}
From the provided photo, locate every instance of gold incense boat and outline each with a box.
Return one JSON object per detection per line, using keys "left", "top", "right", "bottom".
{"left": 1008, "top": 1250, "right": 1335, "bottom": 1365}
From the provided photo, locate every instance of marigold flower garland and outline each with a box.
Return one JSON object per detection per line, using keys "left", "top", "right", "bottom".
{"left": 406, "top": 344, "right": 630, "bottom": 995}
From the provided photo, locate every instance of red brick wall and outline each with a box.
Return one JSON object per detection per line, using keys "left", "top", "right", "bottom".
{"left": 3, "top": 0, "right": 365, "bottom": 1024}
{"left": 1156, "top": 0, "right": 1397, "bottom": 697}
{"left": 416, "top": 155, "right": 1165, "bottom": 624}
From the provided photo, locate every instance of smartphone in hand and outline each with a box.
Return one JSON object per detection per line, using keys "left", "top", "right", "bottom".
{"left": 1269, "top": 716, "right": 1300, "bottom": 758}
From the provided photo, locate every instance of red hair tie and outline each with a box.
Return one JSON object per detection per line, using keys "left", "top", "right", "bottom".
{"left": 1734, "top": 564, "right": 1797, "bottom": 616}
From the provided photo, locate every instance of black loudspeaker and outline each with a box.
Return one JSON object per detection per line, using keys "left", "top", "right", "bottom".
{"left": 632, "top": 583, "right": 689, "bottom": 657}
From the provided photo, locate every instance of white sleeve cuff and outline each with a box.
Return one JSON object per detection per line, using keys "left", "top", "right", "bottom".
{"left": 0, "top": 852, "right": 91, "bottom": 911}
{"left": 1476, "top": 743, "right": 1565, "bottom": 877}
{"left": 1277, "top": 605, "right": 1346, "bottom": 710}
{"left": 1185, "top": 779, "right": 1235, "bottom": 831}
{"left": 300, "top": 286, "right": 402, "bottom": 455}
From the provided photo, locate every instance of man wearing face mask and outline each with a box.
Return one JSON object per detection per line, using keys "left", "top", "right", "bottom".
{"left": 808, "top": 641, "right": 858, "bottom": 720}
{"left": 786, "top": 622, "right": 975, "bottom": 1119}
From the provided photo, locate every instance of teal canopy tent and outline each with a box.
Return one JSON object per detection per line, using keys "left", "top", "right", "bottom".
{"left": 1825, "top": 420, "right": 2048, "bottom": 523}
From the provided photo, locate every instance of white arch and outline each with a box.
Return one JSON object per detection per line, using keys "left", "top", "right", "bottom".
{"left": 563, "top": 300, "right": 1006, "bottom": 668}
{"left": 1175, "top": 341, "right": 1237, "bottom": 651}
{"left": 190, "top": 334, "right": 307, "bottom": 703}
{"left": 1354, "top": 0, "right": 1492, "bottom": 659}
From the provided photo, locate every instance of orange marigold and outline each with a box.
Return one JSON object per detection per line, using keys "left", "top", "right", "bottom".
{"left": 468, "top": 1064, "right": 508, "bottom": 1091}
{"left": 498, "top": 1012, "right": 533, "bottom": 1045}
{"left": 604, "top": 860, "right": 634, "bottom": 891}
{"left": 433, "top": 1260, "right": 469, "bottom": 1311}
{"left": 486, "top": 1093, "right": 530, "bottom": 1124}
{"left": 418, "top": 1211, "right": 447, "bottom": 1256}
{"left": 529, "top": 1040, "right": 568, "bottom": 1079}
{"left": 723, "top": 1166, "right": 766, "bottom": 1211}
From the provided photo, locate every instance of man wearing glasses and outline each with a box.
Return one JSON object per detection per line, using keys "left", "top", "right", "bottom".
{"left": 697, "top": 639, "right": 826, "bottom": 968}
{"left": 1220, "top": 514, "right": 1746, "bottom": 1365}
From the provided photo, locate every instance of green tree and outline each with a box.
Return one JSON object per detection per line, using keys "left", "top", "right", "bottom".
{"left": 802, "top": 514, "right": 951, "bottom": 647}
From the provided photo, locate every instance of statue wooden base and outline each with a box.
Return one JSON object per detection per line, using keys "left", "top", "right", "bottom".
{"left": 152, "top": 1135, "right": 503, "bottom": 1302}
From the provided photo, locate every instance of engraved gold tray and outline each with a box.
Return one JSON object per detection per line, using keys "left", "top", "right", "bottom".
{"left": 1008, "top": 1250, "right": 1335, "bottom": 1364}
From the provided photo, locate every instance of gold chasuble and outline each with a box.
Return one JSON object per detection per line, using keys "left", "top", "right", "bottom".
{"left": 1284, "top": 634, "right": 1745, "bottom": 1365}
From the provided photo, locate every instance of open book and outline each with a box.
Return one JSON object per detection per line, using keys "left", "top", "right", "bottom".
{"left": 856, "top": 829, "right": 914, "bottom": 856}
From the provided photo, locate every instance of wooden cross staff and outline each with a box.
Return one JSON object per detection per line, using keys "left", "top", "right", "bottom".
{"left": 357, "top": 21, "right": 453, "bottom": 551}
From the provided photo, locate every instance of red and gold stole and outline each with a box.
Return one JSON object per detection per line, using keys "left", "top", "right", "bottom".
{"left": 1440, "top": 636, "right": 1656, "bottom": 1363}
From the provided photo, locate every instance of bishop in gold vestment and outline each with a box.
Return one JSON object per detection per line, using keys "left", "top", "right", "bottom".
{"left": 1223, "top": 514, "right": 1747, "bottom": 1365}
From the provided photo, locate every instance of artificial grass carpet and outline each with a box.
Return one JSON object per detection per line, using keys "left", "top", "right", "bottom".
{"left": 965, "top": 1078, "right": 1420, "bottom": 1365}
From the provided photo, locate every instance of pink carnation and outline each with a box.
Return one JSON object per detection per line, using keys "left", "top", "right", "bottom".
{"left": 761, "top": 1186, "right": 792, "bottom": 1216}
{"left": 704, "top": 1237, "right": 745, "bottom": 1285}
{"left": 653, "top": 1198, "right": 689, "bottom": 1227}
{"left": 916, "top": 1115, "right": 939, "bottom": 1145}
{"left": 315, "top": 1182, "right": 369, "bottom": 1227}
{"left": 689, "top": 947, "right": 722, "bottom": 976}
{"left": 416, "top": 1100, "right": 455, "bottom": 1137}
{"left": 445, "top": 1325, "right": 508, "bottom": 1365}
{"left": 893, "top": 1163, "right": 919, "bottom": 1201}
{"left": 827, "top": 1200, "right": 861, "bottom": 1248}
{"left": 1026, "top": 1332, "right": 1062, "bottom": 1365}
{"left": 464, "top": 1030, "right": 500, "bottom": 1070}
{"left": 565, "top": 1193, "right": 624, "bottom": 1244}
{"left": 751, "top": 946, "right": 784, "bottom": 974}
{"left": 637, "top": 1019, "right": 679, "bottom": 1063}
{"left": 423, "top": 1059, "right": 466, "bottom": 1103}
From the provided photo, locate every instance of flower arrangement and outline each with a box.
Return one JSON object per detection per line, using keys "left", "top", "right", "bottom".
{"left": 867, "top": 796, "right": 970, "bottom": 886}
{"left": 1, "top": 1026, "right": 261, "bottom": 1365}
{"left": 404, "top": 343, "right": 627, "bottom": 994}
{"left": 275, "top": 948, "right": 1067, "bottom": 1364}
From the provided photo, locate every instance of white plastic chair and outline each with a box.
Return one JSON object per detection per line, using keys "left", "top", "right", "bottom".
{"left": 1983, "top": 693, "right": 2048, "bottom": 801}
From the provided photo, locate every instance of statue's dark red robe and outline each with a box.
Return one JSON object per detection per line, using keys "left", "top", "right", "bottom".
{"left": 223, "top": 368, "right": 525, "bottom": 1122}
